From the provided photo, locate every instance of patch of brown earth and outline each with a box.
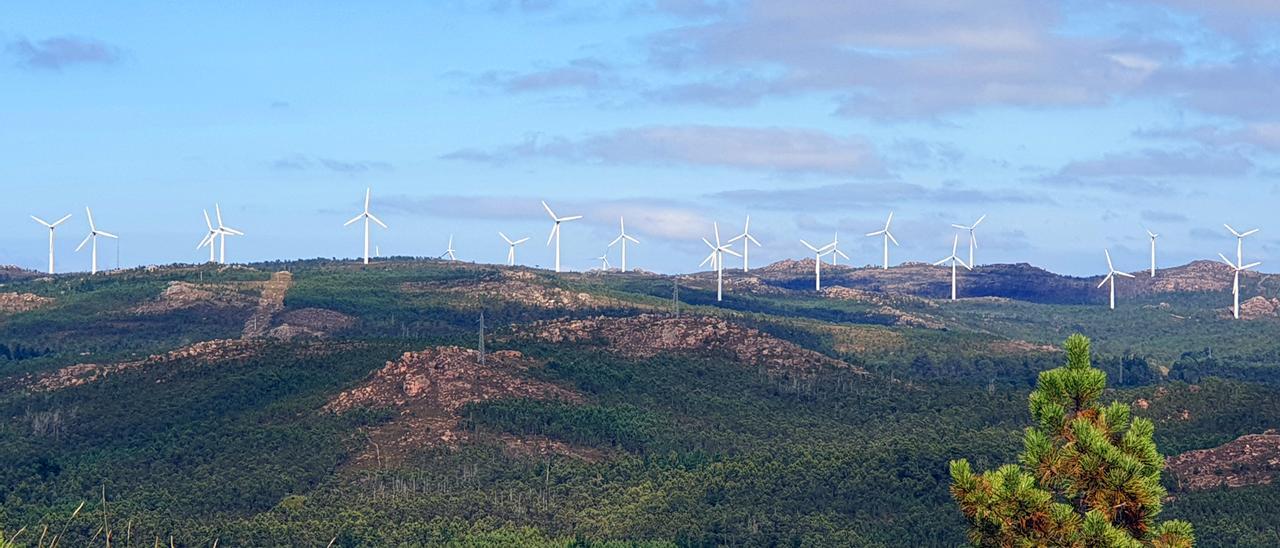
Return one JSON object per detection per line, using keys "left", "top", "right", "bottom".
{"left": 242, "top": 271, "right": 292, "bottom": 338}
{"left": 520, "top": 314, "right": 864, "bottom": 375}
{"left": 0, "top": 292, "right": 52, "bottom": 314}
{"left": 1166, "top": 431, "right": 1280, "bottom": 491}
{"left": 986, "top": 339, "right": 1061, "bottom": 355}
{"left": 823, "top": 324, "right": 905, "bottom": 354}
{"left": 131, "top": 281, "right": 257, "bottom": 314}
{"left": 325, "top": 346, "right": 583, "bottom": 467}
{"left": 27, "top": 339, "right": 266, "bottom": 392}
{"left": 1219, "top": 296, "right": 1280, "bottom": 320}
{"left": 1150, "top": 261, "right": 1235, "bottom": 293}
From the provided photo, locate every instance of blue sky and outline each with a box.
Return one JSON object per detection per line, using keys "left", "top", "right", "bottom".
{"left": 2, "top": 0, "right": 1279, "bottom": 275}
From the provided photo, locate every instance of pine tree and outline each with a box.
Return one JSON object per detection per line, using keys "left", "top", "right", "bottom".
{"left": 949, "top": 334, "right": 1194, "bottom": 547}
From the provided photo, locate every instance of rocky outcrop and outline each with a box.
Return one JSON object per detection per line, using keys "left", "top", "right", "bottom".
{"left": 27, "top": 339, "right": 266, "bottom": 392}
{"left": 1228, "top": 296, "right": 1280, "bottom": 320}
{"left": 1166, "top": 432, "right": 1280, "bottom": 491}
{"left": 520, "top": 314, "right": 864, "bottom": 375}
{"left": 403, "top": 271, "right": 639, "bottom": 310}
{"left": 0, "top": 292, "right": 53, "bottom": 314}
{"left": 132, "top": 281, "right": 256, "bottom": 315}
{"left": 267, "top": 307, "right": 355, "bottom": 340}
{"left": 326, "top": 346, "right": 582, "bottom": 466}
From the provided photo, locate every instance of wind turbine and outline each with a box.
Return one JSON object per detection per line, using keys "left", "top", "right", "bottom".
{"left": 951, "top": 214, "right": 986, "bottom": 267}
{"left": 30, "top": 213, "right": 72, "bottom": 274}
{"left": 800, "top": 237, "right": 837, "bottom": 291}
{"left": 442, "top": 235, "right": 458, "bottom": 261}
{"left": 542, "top": 201, "right": 582, "bottom": 273}
{"left": 827, "top": 233, "right": 850, "bottom": 265}
{"left": 195, "top": 210, "right": 222, "bottom": 263}
{"left": 866, "top": 212, "right": 899, "bottom": 269}
{"left": 1224, "top": 224, "right": 1259, "bottom": 269}
{"left": 1146, "top": 230, "right": 1159, "bottom": 277}
{"left": 607, "top": 216, "right": 639, "bottom": 272}
{"left": 726, "top": 215, "right": 762, "bottom": 271}
{"left": 595, "top": 252, "right": 612, "bottom": 271}
{"left": 1097, "top": 249, "right": 1134, "bottom": 310}
{"left": 75, "top": 207, "right": 117, "bottom": 274}
{"left": 933, "top": 234, "right": 971, "bottom": 301}
{"left": 699, "top": 222, "right": 740, "bottom": 302}
{"left": 1218, "top": 252, "right": 1261, "bottom": 320}
{"left": 343, "top": 188, "right": 387, "bottom": 265}
{"left": 213, "top": 204, "right": 244, "bottom": 264}
{"left": 499, "top": 232, "right": 529, "bottom": 266}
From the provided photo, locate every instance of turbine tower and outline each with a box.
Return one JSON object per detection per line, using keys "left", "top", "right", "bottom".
{"left": 542, "top": 201, "right": 582, "bottom": 273}
{"left": 30, "top": 213, "right": 71, "bottom": 274}
{"left": 213, "top": 204, "right": 244, "bottom": 264}
{"left": 699, "top": 222, "right": 740, "bottom": 302}
{"left": 196, "top": 210, "right": 222, "bottom": 263}
{"left": 343, "top": 188, "right": 387, "bottom": 265}
{"left": 1097, "top": 249, "right": 1134, "bottom": 310}
{"left": 499, "top": 232, "right": 529, "bottom": 266}
{"left": 442, "top": 235, "right": 458, "bottom": 261}
{"left": 865, "top": 212, "right": 899, "bottom": 269}
{"left": 1218, "top": 252, "right": 1261, "bottom": 320}
{"left": 727, "top": 215, "right": 762, "bottom": 271}
{"left": 75, "top": 207, "right": 117, "bottom": 274}
{"left": 607, "top": 216, "right": 639, "bottom": 272}
{"left": 800, "top": 238, "right": 837, "bottom": 291}
{"left": 951, "top": 214, "right": 986, "bottom": 267}
{"left": 1146, "top": 230, "right": 1159, "bottom": 277}
{"left": 933, "top": 234, "right": 971, "bottom": 301}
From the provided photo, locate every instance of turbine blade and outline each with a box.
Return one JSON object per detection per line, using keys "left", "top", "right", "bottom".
{"left": 609, "top": 234, "right": 624, "bottom": 247}
{"left": 1105, "top": 249, "right": 1113, "bottom": 271}
{"left": 85, "top": 207, "right": 95, "bottom": 230}
{"left": 1225, "top": 224, "right": 1241, "bottom": 237}
{"left": 367, "top": 214, "right": 387, "bottom": 228}
{"left": 801, "top": 240, "right": 819, "bottom": 252}
{"left": 1218, "top": 253, "right": 1235, "bottom": 267}
{"left": 513, "top": 237, "right": 529, "bottom": 245}
{"left": 197, "top": 233, "right": 214, "bottom": 249}
{"left": 215, "top": 204, "right": 224, "bottom": 227}
{"left": 542, "top": 201, "right": 557, "bottom": 219}
{"left": 885, "top": 211, "right": 893, "bottom": 229}
{"left": 625, "top": 234, "right": 639, "bottom": 243}
{"left": 1098, "top": 274, "right": 1112, "bottom": 289}
{"left": 714, "top": 222, "right": 721, "bottom": 246}
{"left": 76, "top": 233, "right": 91, "bottom": 252}
{"left": 865, "top": 230, "right": 884, "bottom": 237}
{"left": 747, "top": 234, "right": 761, "bottom": 246}
{"left": 951, "top": 234, "right": 959, "bottom": 255}
{"left": 699, "top": 252, "right": 715, "bottom": 267}
{"left": 560, "top": 215, "right": 583, "bottom": 221}
{"left": 933, "top": 257, "right": 949, "bottom": 266}
{"left": 30, "top": 215, "right": 51, "bottom": 227}
{"left": 959, "top": 257, "right": 972, "bottom": 270}
{"left": 499, "top": 231, "right": 512, "bottom": 244}
{"left": 950, "top": 224, "right": 968, "bottom": 230}
{"left": 221, "top": 226, "right": 245, "bottom": 236}
{"left": 702, "top": 237, "right": 716, "bottom": 250}
{"left": 344, "top": 214, "right": 364, "bottom": 226}
{"left": 720, "top": 247, "right": 742, "bottom": 258}
{"left": 886, "top": 232, "right": 899, "bottom": 246}
{"left": 1242, "top": 228, "right": 1260, "bottom": 237}
{"left": 836, "top": 249, "right": 850, "bottom": 260}
{"left": 97, "top": 231, "right": 118, "bottom": 239}
{"left": 52, "top": 214, "right": 73, "bottom": 227}
{"left": 1243, "top": 261, "right": 1262, "bottom": 270}
{"left": 204, "top": 209, "right": 214, "bottom": 230}
{"left": 364, "top": 188, "right": 371, "bottom": 212}
{"left": 1117, "top": 271, "right": 1135, "bottom": 278}
{"left": 972, "top": 214, "right": 985, "bottom": 227}
{"left": 547, "top": 223, "right": 558, "bottom": 246}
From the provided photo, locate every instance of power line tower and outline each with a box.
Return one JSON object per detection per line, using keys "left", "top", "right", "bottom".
{"left": 673, "top": 279, "right": 680, "bottom": 317}
{"left": 478, "top": 309, "right": 486, "bottom": 366}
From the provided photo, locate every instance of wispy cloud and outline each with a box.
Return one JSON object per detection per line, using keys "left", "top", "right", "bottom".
{"left": 474, "top": 57, "right": 621, "bottom": 93}
{"left": 442, "top": 124, "right": 888, "bottom": 176}
{"left": 711, "top": 180, "right": 1049, "bottom": 211}
{"left": 6, "top": 36, "right": 121, "bottom": 70}
{"left": 1136, "top": 123, "right": 1280, "bottom": 153}
{"left": 270, "top": 155, "right": 393, "bottom": 174}
{"left": 1041, "top": 148, "right": 1254, "bottom": 194}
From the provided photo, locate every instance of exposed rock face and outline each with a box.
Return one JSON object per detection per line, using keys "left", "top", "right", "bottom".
{"left": 242, "top": 271, "right": 292, "bottom": 338}
{"left": 520, "top": 314, "right": 864, "bottom": 375}
{"left": 132, "top": 281, "right": 256, "bottom": 315}
{"left": 0, "top": 292, "right": 53, "bottom": 314}
{"left": 326, "top": 346, "right": 582, "bottom": 466}
{"left": 1166, "top": 432, "right": 1280, "bottom": 491}
{"left": 268, "top": 307, "right": 355, "bottom": 340}
{"left": 27, "top": 339, "right": 266, "bottom": 392}
{"left": 403, "top": 271, "right": 638, "bottom": 310}
{"left": 0, "top": 265, "right": 40, "bottom": 283}
{"left": 1229, "top": 296, "right": 1280, "bottom": 320}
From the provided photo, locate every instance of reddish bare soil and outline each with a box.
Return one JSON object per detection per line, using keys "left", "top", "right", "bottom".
{"left": 325, "top": 346, "right": 584, "bottom": 467}
{"left": 242, "top": 271, "right": 292, "bottom": 338}
{"left": 519, "top": 314, "right": 865, "bottom": 375}
{"left": 1166, "top": 432, "right": 1280, "bottom": 491}
{"left": 131, "top": 281, "right": 257, "bottom": 315}
{"left": 27, "top": 339, "right": 267, "bottom": 392}
{"left": 403, "top": 270, "right": 646, "bottom": 310}
{"left": 268, "top": 307, "right": 355, "bottom": 340}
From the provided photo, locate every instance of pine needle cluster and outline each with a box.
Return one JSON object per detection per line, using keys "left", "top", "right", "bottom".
{"left": 950, "top": 334, "right": 1195, "bottom": 547}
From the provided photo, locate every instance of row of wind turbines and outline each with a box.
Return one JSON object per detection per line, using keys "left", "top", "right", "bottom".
{"left": 26, "top": 189, "right": 1264, "bottom": 319}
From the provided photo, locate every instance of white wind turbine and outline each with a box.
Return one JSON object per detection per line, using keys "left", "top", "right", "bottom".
{"left": 1224, "top": 224, "right": 1258, "bottom": 268}
{"left": 442, "top": 235, "right": 458, "bottom": 261}
{"left": 726, "top": 215, "right": 762, "bottom": 271}
{"left": 800, "top": 237, "right": 839, "bottom": 291}
{"left": 607, "top": 216, "right": 639, "bottom": 272}
{"left": 1146, "top": 230, "right": 1159, "bottom": 277}
{"left": 542, "top": 201, "right": 582, "bottom": 273}
{"left": 196, "top": 209, "right": 221, "bottom": 263}
{"left": 866, "top": 212, "right": 899, "bottom": 269}
{"left": 933, "top": 234, "right": 971, "bottom": 301}
{"left": 699, "top": 222, "right": 741, "bottom": 302}
{"left": 30, "top": 213, "right": 72, "bottom": 274}
{"left": 951, "top": 214, "right": 986, "bottom": 267}
{"left": 75, "top": 207, "right": 117, "bottom": 274}
{"left": 212, "top": 204, "right": 244, "bottom": 264}
{"left": 1217, "top": 252, "right": 1261, "bottom": 320}
{"left": 499, "top": 232, "right": 529, "bottom": 266}
{"left": 595, "top": 251, "right": 612, "bottom": 271}
{"left": 343, "top": 188, "right": 387, "bottom": 265}
{"left": 1097, "top": 249, "right": 1135, "bottom": 310}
